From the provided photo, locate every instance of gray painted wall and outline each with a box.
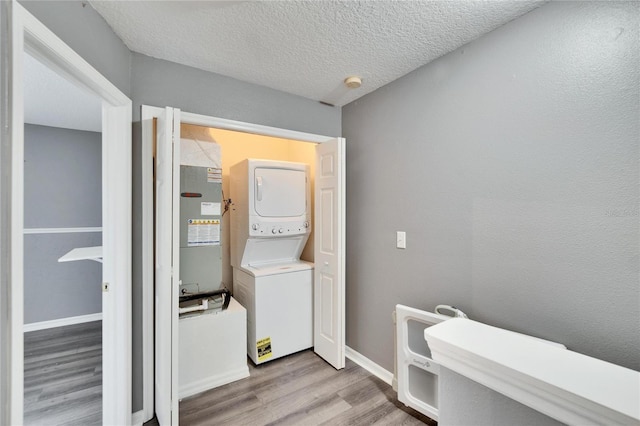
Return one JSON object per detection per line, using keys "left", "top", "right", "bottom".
{"left": 343, "top": 0, "right": 639, "bottom": 376}
{"left": 131, "top": 52, "right": 341, "bottom": 137}
{"left": 23, "top": 124, "right": 102, "bottom": 324}
{"left": 24, "top": 233, "right": 102, "bottom": 324}
{"left": 24, "top": 124, "right": 102, "bottom": 228}
{"left": 131, "top": 121, "right": 144, "bottom": 412}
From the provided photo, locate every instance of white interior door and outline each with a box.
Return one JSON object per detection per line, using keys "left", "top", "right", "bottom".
{"left": 154, "top": 106, "right": 181, "bottom": 425}
{"left": 314, "top": 137, "right": 346, "bottom": 369}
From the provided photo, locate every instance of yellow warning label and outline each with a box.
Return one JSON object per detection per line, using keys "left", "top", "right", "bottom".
{"left": 187, "top": 219, "right": 221, "bottom": 246}
{"left": 188, "top": 219, "right": 220, "bottom": 225}
{"left": 257, "top": 337, "right": 273, "bottom": 362}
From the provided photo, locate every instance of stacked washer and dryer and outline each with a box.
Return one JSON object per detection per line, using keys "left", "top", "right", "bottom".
{"left": 230, "top": 159, "right": 313, "bottom": 364}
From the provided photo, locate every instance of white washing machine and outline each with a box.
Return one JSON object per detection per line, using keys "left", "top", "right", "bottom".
{"left": 233, "top": 260, "right": 313, "bottom": 364}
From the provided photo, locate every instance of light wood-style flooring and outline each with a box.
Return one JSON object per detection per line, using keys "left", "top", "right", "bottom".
{"left": 169, "top": 349, "right": 436, "bottom": 426}
{"left": 24, "top": 322, "right": 434, "bottom": 425}
{"left": 24, "top": 320, "right": 102, "bottom": 425}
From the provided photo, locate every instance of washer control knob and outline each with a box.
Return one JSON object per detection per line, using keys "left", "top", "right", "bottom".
{"left": 271, "top": 228, "right": 277, "bottom": 234}
{"left": 278, "top": 228, "right": 284, "bottom": 234}
{"left": 304, "top": 221, "right": 309, "bottom": 228}
{"left": 252, "top": 223, "right": 259, "bottom": 230}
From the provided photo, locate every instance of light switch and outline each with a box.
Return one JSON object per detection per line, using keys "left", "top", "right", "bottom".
{"left": 396, "top": 231, "right": 406, "bottom": 249}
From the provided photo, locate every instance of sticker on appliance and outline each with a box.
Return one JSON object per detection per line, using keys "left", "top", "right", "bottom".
{"left": 257, "top": 337, "right": 272, "bottom": 362}
{"left": 201, "top": 201, "right": 221, "bottom": 216}
{"left": 187, "top": 219, "right": 220, "bottom": 246}
{"left": 207, "top": 167, "right": 222, "bottom": 183}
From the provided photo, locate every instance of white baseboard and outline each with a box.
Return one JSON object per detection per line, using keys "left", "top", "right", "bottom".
{"left": 178, "top": 366, "right": 250, "bottom": 400}
{"left": 23, "top": 312, "right": 102, "bottom": 332}
{"left": 131, "top": 410, "right": 145, "bottom": 426}
{"left": 345, "top": 345, "right": 394, "bottom": 386}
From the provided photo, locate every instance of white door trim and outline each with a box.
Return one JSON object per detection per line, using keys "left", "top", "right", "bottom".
{"left": 180, "top": 111, "right": 335, "bottom": 144}
{"left": 0, "top": 1, "right": 12, "bottom": 422}
{"left": 140, "top": 106, "right": 342, "bottom": 420}
{"left": 141, "top": 105, "right": 161, "bottom": 422}
{"left": 153, "top": 107, "right": 179, "bottom": 425}
{"left": 9, "top": 4, "right": 25, "bottom": 421}
{"left": 7, "top": 3, "right": 132, "bottom": 424}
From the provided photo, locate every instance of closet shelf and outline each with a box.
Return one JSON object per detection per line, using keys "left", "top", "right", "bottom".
{"left": 424, "top": 318, "right": 640, "bottom": 426}
{"left": 58, "top": 246, "right": 103, "bottom": 264}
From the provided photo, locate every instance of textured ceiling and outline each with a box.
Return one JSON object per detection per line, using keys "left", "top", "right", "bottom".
{"left": 90, "top": 0, "right": 545, "bottom": 106}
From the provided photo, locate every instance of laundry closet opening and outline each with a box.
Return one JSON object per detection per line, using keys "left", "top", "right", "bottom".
{"left": 149, "top": 107, "right": 344, "bottom": 422}
{"left": 175, "top": 123, "right": 320, "bottom": 400}
{"left": 179, "top": 123, "right": 317, "bottom": 294}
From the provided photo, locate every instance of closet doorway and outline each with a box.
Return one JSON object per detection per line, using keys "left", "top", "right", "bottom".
{"left": 141, "top": 106, "right": 345, "bottom": 424}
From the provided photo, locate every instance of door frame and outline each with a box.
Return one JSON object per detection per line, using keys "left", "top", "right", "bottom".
{"left": 141, "top": 106, "right": 344, "bottom": 419}
{"left": 3, "top": 3, "right": 132, "bottom": 424}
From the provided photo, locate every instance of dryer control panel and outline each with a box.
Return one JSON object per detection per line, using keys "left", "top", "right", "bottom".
{"left": 249, "top": 220, "right": 310, "bottom": 237}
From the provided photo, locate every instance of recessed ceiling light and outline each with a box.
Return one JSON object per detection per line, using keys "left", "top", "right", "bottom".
{"left": 344, "top": 76, "right": 362, "bottom": 89}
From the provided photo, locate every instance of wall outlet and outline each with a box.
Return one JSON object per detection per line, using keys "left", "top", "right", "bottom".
{"left": 396, "top": 231, "right": 406, "bottom": 249}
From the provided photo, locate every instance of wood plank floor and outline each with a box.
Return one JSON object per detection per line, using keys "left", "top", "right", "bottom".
{"left": 25, "top": 321, "right": 434, "bottom": 425}
{"left": 146, "top": 349, "right": 436, "bottom": 426}
{"left": 24, "top": 320, "right": 102, "bottom": 425}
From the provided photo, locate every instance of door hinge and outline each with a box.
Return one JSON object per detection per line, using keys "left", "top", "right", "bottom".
{"left": 102, "top": 282, "right": 110, "bottom": 292}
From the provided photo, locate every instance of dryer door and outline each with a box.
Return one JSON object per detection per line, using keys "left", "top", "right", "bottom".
{"left": 254, "top": 167, "right": 306, "bottom": 217}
